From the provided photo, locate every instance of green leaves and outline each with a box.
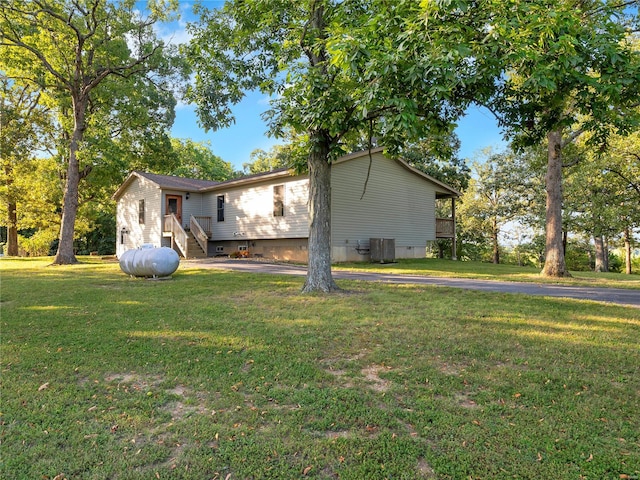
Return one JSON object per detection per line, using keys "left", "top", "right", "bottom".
{"left": 482, "top": 0, "right": 640, "bottom": 146}
{"left": 185, "top": 0, "right": 499, "bottom": 154}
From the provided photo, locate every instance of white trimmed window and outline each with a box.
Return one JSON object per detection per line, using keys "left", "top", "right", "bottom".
{"left": 273, "top": 185, "right": 284, "bottom": 217}
{"left": 138, "top": 199, "right": 145, "bottom": 224}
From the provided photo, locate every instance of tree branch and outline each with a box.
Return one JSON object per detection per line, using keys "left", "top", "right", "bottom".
{"left": 606, "top": 167, "right": 640, "bottom": 197}
{"left": 561, "top": 128, "right": 585, "bottom": 148}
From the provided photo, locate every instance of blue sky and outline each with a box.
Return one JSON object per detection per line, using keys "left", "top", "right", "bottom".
{"left": 171, "top": 93, "right": 507, "bottom": 170}
{"left": 162, "top": 3, "right": 507, "bottom": 170}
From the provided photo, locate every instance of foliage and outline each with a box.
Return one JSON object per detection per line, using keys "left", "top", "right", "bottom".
{"left": 0, "top": 157, "right": 62, "bottom": 252}
{"left": 562, "top": 126, "right": 640, "bottom": 271}
{"left": 243, "top": 144, "right": 298, "bottom": 175}
{"left": 166, "top": 138, "right": 237, "bottom": 180}
{"left": 0, "top": 78, "right": 55, "bottom": 255}
{"left": 400, "top": 135, "right": 470, "bottom": 193}
{"left": 185, "top": 0, "right": 499, "bottom": 291}
{"left": 18, "top": 228, "right": 58, "bottom": 256}
{"left": 0, "top": 0, "right": 186, "bottom": 264}
{"left": 72, "top": 210, "right": 116, "bottom": 255}
{"left": 457, "top": 149, "right": 537, "bottom": 264}
{"left": 478, "top": 0, "right": 640, "bottom": 276}
{"left": 2, "top": 259, "right": 638, "bottom": 478}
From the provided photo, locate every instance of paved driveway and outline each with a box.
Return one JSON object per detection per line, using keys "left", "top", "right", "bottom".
{"left": 183, "top": 258, "right": 640, "bottom": 308}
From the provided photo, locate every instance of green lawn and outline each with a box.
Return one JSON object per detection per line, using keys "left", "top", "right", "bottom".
{"left": 1, "top": 258, "right": 639, "bottom": 479}
{"left": 336, "top": 258, "right": 640, "bottom": 290}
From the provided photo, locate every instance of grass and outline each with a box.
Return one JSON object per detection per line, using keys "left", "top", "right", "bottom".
{"left": 336, "top": 258, "right": 640, "bottom": 290}
{"left": 1, "top": 257, "right": 639, "bottom": 479}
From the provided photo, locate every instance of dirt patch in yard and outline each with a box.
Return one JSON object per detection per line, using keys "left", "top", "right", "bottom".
{"left": 361, "top": 365, "right": 392, "bottom": 392}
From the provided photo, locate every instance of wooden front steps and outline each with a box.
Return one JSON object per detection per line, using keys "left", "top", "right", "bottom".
{"left": 186, "top": 233, "right": 207, "bottom": 259}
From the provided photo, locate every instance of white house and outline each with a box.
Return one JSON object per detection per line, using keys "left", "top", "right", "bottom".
{"left": 112, "top": 148, "right": 460, "bottom": 262}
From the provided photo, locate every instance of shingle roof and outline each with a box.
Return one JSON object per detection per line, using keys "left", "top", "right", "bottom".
{"left": 134, "top": 171, "right": 220, "bottom": 191}
{"left": 113, "top": 149, "right": 460, "bottom": 200}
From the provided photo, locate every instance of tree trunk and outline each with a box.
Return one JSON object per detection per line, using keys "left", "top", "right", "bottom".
{"left": 541, "top": 130, "right": 571, "bottom": 277}
{"left": 300, "top": 4, "right": 339, "bottom": 293}
{"left": 594, "top": 234, "right": 607, "bottom": 272}
{"left": 301, "top": 131, "right": 339, "bottom": 293}
{"left": 491, "top": 218, "right": 499, "bottom": 264}
{"left": 52, "top": 95, "right": 86, "bottom": 265}
{"left": 4, "top": 164, "right": 18, "bottom": 256}
{"left": 6, "top": 199, "right": 18, "bottom": 256}
{"left": 624, "top": 227, "right": 632, "bottom": 275}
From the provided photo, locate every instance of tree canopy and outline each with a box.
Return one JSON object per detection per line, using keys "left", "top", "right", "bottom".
{"left": 482, "top": 0, "right": 640, "bottom": 276}
{"left": 0, "top": 0, "right": 186, "bottom": 264}
{"left": 186, "top": 0, "right": 498, "bottom": 291}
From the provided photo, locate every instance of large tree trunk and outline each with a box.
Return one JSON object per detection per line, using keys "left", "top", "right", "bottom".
{"left": 52, "top": 96, "right": 86, "bottom": 265}
{"left": 302, "top": 132, "right": 339, "bottom": 293}
{"left": 300, "top": 4, "right": 338, "bottom": 293}
{"left": 541, "top": 130, "right": 571, "bottom": 277}
{"left": 624, "top": 227, "right": 632, "bottom": 275}
{"left": 594, "top": 234, "right": 607, "bottom": 272}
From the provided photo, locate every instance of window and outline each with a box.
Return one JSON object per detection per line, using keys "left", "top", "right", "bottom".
{"left": 273, "top": 185, "right": 284, "bottom": 217}
{"left": 238, "top": 245, "right": 248, "bottom": 251}
{"left": 217, "top": 195, "right": 225, "bottom": 222}
{"left": 138, "top": 199, "right": 145, "bottom": 224}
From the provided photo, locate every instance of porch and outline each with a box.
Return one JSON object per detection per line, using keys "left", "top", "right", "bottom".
{"left": 435, "top": 218, "right": 455, "bottom": 238}
{"left": 163, "top": 215, "right": 212, "bottom": 259}
{"left": 434, "top": 195, "right": 458, "bottom": 260}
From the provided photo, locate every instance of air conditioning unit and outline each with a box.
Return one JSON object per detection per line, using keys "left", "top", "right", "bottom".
{"left": 370, "top": 238, "right": 395, "bottom": 263}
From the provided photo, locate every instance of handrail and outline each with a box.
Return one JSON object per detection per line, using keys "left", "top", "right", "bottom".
{"left": 190, "top": 215, "right": 209, "bottom": 255}
{"left": 165, "top": 214, "right": 188, "bottom": 257}
{"left": 193, "top": 216, "right": 212, "bottom": 236}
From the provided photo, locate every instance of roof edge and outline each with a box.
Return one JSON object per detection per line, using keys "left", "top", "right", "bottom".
{"left": 333, "top": 148, "right": 461, "bottom": 197}
{"left": 202, "top": 168, "right": 298, "bottom": 191}
{"left": 394, "top": 158, "right": 462, "bottom": 197}
{"left": 112, "top": 171, "right": 145, "bottom": 200}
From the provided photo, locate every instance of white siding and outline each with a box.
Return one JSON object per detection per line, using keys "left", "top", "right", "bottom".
{"left": 331, "top": 153, "right": 436, "bottom": 259}
{"left": 210, "top": 176, "right": 309, "bottom": 240}
{"left": 115, "top": 176, "right": 162, "bottom": 257}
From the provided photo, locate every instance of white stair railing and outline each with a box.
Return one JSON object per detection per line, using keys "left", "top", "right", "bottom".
{"left": 165, "top": 214, "right": 188, "bottom": 257}
{"left": 190, "top": 215, "right": 209, "bottom": 255}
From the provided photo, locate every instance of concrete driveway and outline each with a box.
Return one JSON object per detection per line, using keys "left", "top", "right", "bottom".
{"left": 183, "top": 258, "right": 640, "bottom": 309}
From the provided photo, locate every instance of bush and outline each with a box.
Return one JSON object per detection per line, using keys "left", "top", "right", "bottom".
{"left": 19, "top": 230, "right": 57, "bottom": 257}
{"left": 632, "top": 256, "right": 640, "bottom": 275}
{"left": 229, "top": 250, "right": 250, "bottom": 258}
{"left": 607, "top": 252, "right": 623, "bottom": 273}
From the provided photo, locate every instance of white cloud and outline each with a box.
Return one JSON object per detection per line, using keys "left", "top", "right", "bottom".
{"left": 154, "top": 2, "right": 194, "bottom": 46}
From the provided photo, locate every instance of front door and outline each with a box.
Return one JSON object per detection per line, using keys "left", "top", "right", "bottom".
{"left": 166, "top": 195, "right": 182, "bottom": 225}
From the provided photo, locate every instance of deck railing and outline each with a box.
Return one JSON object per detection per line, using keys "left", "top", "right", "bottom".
{"left": 436, "top": 218, "right": 455, "bottom": 238}
{"left": 164, "top": 214, "right": 188, "bottom": 257}
{"left": 190, "top": 216, "right": 209, "bottom": 255}
{"left": 193, "top": 216, "right": 212, "bottom": 237}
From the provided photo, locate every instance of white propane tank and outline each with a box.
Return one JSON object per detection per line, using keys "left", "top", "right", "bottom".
{"left": 119, "top": 246, "right": 180, "bottom": 278}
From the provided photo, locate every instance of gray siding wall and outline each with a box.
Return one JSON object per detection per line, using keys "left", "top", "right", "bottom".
{"left": 331, "top": 153, "right": 435, "bottom": 261}
{"left": 161, "top": 190, "right": 207, "bottom": 230}
{"left": 210, "top": 176, "right": 309, "bottom": 241}
{"left": 116, "top": 176, "right": 162, "bottom": 257}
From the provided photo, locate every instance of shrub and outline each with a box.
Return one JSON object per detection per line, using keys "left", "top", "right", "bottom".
{"left": 18, "top": 230, "right": 57, "bottom": 257}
